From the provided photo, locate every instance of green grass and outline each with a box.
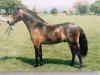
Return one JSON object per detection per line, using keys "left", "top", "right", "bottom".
{"left": 0, "top": 15, "right": 100, "bottom": 71}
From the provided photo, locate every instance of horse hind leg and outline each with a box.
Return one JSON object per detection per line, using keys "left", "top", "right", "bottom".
{"left": 74, "top": 42, "right": 83, "bottom": 68}
{"left": 77, "top": 46, "right": 83, "bottom": 68}
{"left": 69, "top": 44, "right": 77, "bottom": 66}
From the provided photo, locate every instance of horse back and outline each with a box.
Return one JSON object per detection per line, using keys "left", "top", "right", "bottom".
{"left": 30, "top": 22, "right": 80, "bottom": 44}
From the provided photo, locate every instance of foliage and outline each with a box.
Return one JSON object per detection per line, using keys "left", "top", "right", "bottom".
{"left": 62, "top": 9, "right": 73, "bottom": 15}
{"left": 32, "top": 7, "right": 37, "bottom": 13}
{"left": 42, "top": 10, "right": 48, "bottom": 14}
{"left": 50, "top": 8, "right": 58, "bottom": 15}
{"left": 74, "top": 1, "right": 90, "bottom": 15}
{"left": 90, "top": 0, "right": 100, "bottom": 16}
{"left": 0, "top": 0, "right": 25, "bottom": 15}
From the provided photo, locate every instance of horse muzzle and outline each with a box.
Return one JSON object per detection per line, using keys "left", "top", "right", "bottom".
{"left": 7, "top": 21, "right": 15, "bottom": 26}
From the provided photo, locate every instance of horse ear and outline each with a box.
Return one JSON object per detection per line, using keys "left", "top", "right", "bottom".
{"left": 17, "top": 7, "right": 24, "bottom": 16}
{"left": 17, "top": 7, "right": 21, "bottom": 11}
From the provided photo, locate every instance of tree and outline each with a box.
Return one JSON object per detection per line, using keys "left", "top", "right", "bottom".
{"left": 90, "top": 0, "right": 100, "bottom": 16}
{"left": 62, "top": 9, "right": 73, "bottom": 15}
{"left": 32, "top": 7, "right": 41, "bottom": 14}
{"left": 50, "top": 8, "right": 58, "bottom": 15}
{"left": 0, "top": 0, "right": 25, "bottom": 15}
{"left": 32, "top": 7, "right": 38, "bottom": 13}
{"left": 42, "top": 10, "right": 48, "bottom": 14}
{"left": 74, "top": 1, "right": 90, "bottom": 15}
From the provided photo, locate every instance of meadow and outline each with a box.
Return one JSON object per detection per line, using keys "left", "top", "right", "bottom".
{"left": 0, "top": 15, "right": 100, "bottom": 71}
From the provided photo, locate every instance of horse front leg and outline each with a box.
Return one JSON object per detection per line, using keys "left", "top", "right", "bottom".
{"left": 34, "top": 45, "right": 39, "bottom": 67}
{"left": 39, "top": 44, "right": 43, "bottom": 66}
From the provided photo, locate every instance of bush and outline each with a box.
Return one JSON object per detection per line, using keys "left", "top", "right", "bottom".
{"left": 73, "top": 1, "right": 90, "bottom": 15}
{"left": 50, "top": 8, "right": 58, "bottom": 15}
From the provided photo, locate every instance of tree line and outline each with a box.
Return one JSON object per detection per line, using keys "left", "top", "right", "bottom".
{"left": 73, "top": 0, "right": 100, "bottom": 16}
{"left": 0, "top": 0, "right": 100, "bottom": 16}
{"left": 0, "top": 0, "right": 25, "bottom": 15}
{"left": 48, "top": 0, "right": 100, "bottom": 16}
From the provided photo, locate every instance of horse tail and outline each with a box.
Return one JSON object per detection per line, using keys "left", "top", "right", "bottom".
{"left": 79, "top": 27, "right": 88, "bottom": 57}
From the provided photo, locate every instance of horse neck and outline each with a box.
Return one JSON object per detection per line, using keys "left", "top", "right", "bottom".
{"left": 22, "top": 13, "right": 45, "bottom": 31}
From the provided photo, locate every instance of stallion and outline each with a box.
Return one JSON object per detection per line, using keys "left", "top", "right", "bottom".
{"left": 7, "top": 7, "right": 88, "bottom": 68}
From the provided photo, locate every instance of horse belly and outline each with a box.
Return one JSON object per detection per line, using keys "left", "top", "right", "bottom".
{"left": 43, "top": 31, "right": 67, "bottom": 44}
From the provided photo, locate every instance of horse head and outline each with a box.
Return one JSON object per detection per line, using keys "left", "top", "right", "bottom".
{"left": 7, "top": 7, "right": 24, "bottom": 26}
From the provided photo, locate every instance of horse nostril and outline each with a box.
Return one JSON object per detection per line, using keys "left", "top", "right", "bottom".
{"left": 7, "top": 21, "right": 10, "bottom": 24}
{"left": 7, "top": 21, "right": 9, "bottom": 23}
{"left": 7, "top": 21, "right": 14, "bottom": 26}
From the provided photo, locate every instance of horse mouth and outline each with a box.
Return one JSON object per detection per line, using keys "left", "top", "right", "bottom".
{"left": 7, "top": 21, "right": 15, "bottom": 26}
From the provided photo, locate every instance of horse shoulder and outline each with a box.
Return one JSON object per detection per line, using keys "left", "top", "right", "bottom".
{"left": 30, "top": 28, "right": 45, "bottom": 44}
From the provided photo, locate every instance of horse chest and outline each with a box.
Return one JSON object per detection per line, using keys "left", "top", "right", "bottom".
{"left": 30, "top": 29, "right": 45, "bottom": 43}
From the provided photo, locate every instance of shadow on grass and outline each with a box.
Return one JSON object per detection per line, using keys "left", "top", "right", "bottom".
{"left": 0, "top": 56, "right": 79, "bottom": 68}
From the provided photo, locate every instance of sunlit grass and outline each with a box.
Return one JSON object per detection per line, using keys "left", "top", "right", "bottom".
{"left": 0, "top": 15, "right": 100, "bottom": 71}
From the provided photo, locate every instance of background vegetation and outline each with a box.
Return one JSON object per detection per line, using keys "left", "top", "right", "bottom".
{"left": 0, "top": 0, "right": 100, "bottom": 15}
{"left": 0, "top": 0, "right": 25, "bottom": 15}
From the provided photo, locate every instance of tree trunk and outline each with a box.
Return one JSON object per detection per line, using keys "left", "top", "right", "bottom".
{"left": 5, "top": 8, "right": 9, "bottom": 15}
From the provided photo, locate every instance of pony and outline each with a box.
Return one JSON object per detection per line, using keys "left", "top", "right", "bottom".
{"left": 7, "top": 7, "right": 88, "bottom": 68}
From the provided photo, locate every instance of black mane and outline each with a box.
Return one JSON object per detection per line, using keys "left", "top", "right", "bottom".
{"left": 25, "top": 9, "right": 46, "bottom": 23}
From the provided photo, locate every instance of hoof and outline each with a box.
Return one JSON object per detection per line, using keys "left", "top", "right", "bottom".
{"left": 80, "top": 64, "right": 83, "bottom": 67}
{"left": 34, "top": 64, "right": 39, "bottom": 67}
{"left": 70, "top": 61, "right": 74, "bottom": 66}
{"left": 79, "top": 64, "right": 84, "bottom": 69}
{"left": 40, "top": 62, "right": 43, "bottom": 66}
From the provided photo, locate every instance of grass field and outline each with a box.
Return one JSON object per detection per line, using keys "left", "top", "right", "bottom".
{"left": 0, "top": 15, "right": 100, "bottom": 71}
